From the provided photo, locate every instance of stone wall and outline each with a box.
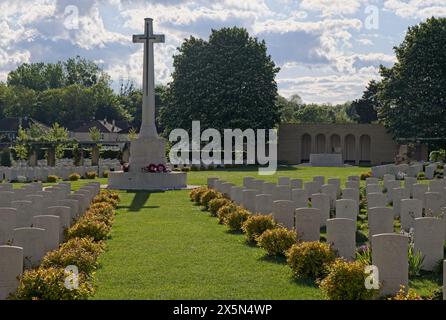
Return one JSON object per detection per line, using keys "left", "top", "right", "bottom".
{"left": 277, "top": 123, "right": 428, "bottom": 166}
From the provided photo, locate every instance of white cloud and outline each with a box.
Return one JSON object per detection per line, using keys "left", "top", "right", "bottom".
{"left": 300, "top": 0, "right": 367, "bottom": 17}
{"left": 384, "top": 0, "right": 446, "bottom": 19}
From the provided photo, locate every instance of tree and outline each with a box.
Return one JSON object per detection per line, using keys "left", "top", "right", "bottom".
{"left": 160, "top": 27, "right": 280, "bottom": 135}
{"left": 2, "top": 86, "right": 38, "bottom": 118}
{"left": 7, "top": 62, "right": 65, "bottom": 91}
{"left": 92, "top": 82, "right": 131, "bottom": 122}
{"left": 377, "top": 17, "right": 446, "bottom": 148}
{"left": 64, "top": 56, "right": 108, "bottom": 88}
{"left": 350, "top": 80, "right": 379, "bottom": 123}
{"left": 293, "top": 103, "right": 353, "bottom": 124}
{"left": 89, "top": 126, "right": 101, "bottom": 142}
{"left": 276, "top": 94, "right": 302, "bottom": 124}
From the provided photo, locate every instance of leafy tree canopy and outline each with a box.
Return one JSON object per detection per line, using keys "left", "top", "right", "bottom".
{"left": 159, "top": 27, "right": 280, "bottom": 135}
{"left": 377, "top": 17, "right": 446, "bottom": 147}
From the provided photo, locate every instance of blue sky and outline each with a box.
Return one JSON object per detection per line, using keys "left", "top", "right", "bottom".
{"left": 0, "top": 0, "right": 445, "bottom": 104}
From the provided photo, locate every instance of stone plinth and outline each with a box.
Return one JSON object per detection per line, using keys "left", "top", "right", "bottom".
{"left": 108, "top": 171, "right": 187, "bottom": 191}
{"left": 128, "top": 136, "right": 167, "bottom": 173}
{"left": 309, "top": 153, "right": 343, "bottom": 167}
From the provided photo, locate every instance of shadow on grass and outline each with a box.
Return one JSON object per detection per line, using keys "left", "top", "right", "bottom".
{"left": 225, "top": 229, "right": 243, "bottom": 236}
{"left": 259, "top": 254, "right": 287, "bottom": 265}
{"left": 118, "top": 191, "right": 165, "bottom": 212}
{"left": 291, "top": 277, "right": 319, "bottom": 288}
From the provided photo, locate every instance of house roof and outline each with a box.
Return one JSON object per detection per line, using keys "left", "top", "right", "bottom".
{"left": 0, "top": 117, "right": 50, "bottom": 132}
{"left": 68, "top": 120, "right": 121, "bottom": 133}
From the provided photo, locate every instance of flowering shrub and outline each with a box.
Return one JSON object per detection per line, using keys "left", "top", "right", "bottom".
{"left": 200, "top": 189, "right": 221, "bottom": 209}
{"left": 217, "top": 203, "right": 238, "bottom": 224}
{"left": 360, "top": 172, "right": 372, "bottom": 180}
{"left": 85, "top": 171, "right": 97, "bottom": 179}
{"left": 257, "top": 228, "right": 297, "bottom": 256}
{"left": 213, "top": 201, "right": 234, "bottom": 220}
{"left": 190, "top": 187, "right": 208, "bottom": 204}
{"left": 66, "top": 216, "right": 111, "bottom": 242}
{"left": 68, "top": 173, "right": 81, "bottom": 181}
{"left": 92, "top": 190, "right": 120, "bottom": 208}
{"left": 47, "top": 175, "right": 59, "bottom": 183}
{"left": 225, "top": 207, "right": 250, "bottom": 231}
{"left": 388, "top": 286, "right": 423, "bottom": 300}
{"left": 10, "top": 267, "right": 95, "bottom": 300}
{"left": 286, "top": 242, "right": 336, "bottom": 279}
{"left": 242, "top": 215, "right": 276, "bottom": 243}
{"left": 41, "top": 237, "right": 104, "bottom": 274}
{"left": 319, "top": 259, "right": 377, "bottom": 300}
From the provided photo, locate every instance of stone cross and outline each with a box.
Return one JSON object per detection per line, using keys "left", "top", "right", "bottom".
{"left": 133, "top": 18, "right": 165, "bottom": 138}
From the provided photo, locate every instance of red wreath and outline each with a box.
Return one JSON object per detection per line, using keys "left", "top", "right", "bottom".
{"left": 141, "top": 163, "right": 168, "bottom": 173}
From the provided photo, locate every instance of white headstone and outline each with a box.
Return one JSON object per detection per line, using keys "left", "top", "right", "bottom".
{"left": 243, "top": 177, "right": 255, "bottom": 188}
{"left": 414, "top": 217, "right": 445, "bottom": 271}
{"left": 25, "top": 194, "right": 44, "bottom": 217}
{"left": 0, "top": 246, "right": 23, "bottom": 300}
{"left": 404, "top": 177, "right": 417, "bottom": 196}
{"left": 272, "top": 185, "right": 291, "bottom": 201}
{"left": 0, "top": 191, "right": 14, "bottom": 207}
{"left": 327, "top": 178, "right": 341, "bottom": 197}
{"left": 304, "top": 182, "right": 319, "bottom": 198}
{"left": 321, "top": 184, "right": 336, "bottom": 208}
{"left": 327, "top": 218, "right": 356, "bottom": 260}
{"left": 335, "top": 199, "right": 357, "bottom": 222}
{"left": 262, "top": 182, "right": 276, "bottom": 195}
{"left": 33, "top": 215, "right": 60, "bottom": 252}
{"left": 272, "top": 200, "right": 294, "bottom": 230}
{"left": 11, "top": 200, "right": 34, "bottom": 228}
{"left": 345, "top": 180, "right": 359, "bottom": 189}
{"left": 56, "top": 199, "right": 79, "bottom": 222}
{"left": 207, "top": 177, "right": 218, "bottom": 188}
{"left": 47, "top": 206, "right": 71, "bottom": 241}
{"left": 372, "top": 233, "right": 409, "bottom": 297}
{"left": 311, "top": 193, "right": 330, "bottom": 227}
{"left": 400, "top": 199, "right": 423, "bottom": 231}
{"left": 255, "top": 194, "right": 273, "bottom": 215}
{"left": 391, "top": 187, "right": 410, "bottom": 218}
{"left": 12, "top": 227, "right": 46, "bottom": 269}
{"left": 230, "top": 186, "right": 244, "bottom": 205}
{"left": 0, "top": 208, "right": 16, "bottom": 245}
{"left": 368, "top": 207, "right": 394, "bottom": 244}
{"left": 292, "top": 188, "right": 308, "bottom": 209}
{"left": 425, "top": 192, "right": 443, "bottom": 216}
{"left": 290, "top": 179, "right": 303, "bottom": 189}
{"left": 412, "top": 184, "right": 428, "bottom": 207}
{"left": 367, "top": 192, "right": 387, "bottom": 209}
{"left": 278, "top": 177, "right": 290, "bottom": 186}
{"left": 366, "top": 184, "right": 381, "bottom": 195}
{"left": 366, "top": 177, "right": 379, "bottom": 186}
{"left": 295, "top": 208, "right": 320, "bottom": 242}
{"left": 242, "top": 189, "right": 257, "bottom": 213}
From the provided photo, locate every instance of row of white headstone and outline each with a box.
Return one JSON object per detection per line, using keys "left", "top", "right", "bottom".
{"left": 14, "top": 158, "right": 121, "bottom": 168}
{"left": 372, "top": 162, "right": 444, "bottom": 180}
{"left": 0, "top": 181, "right": 101, "bottom": 300}
{"left": 208, "top": 175, "right": 445, "bottom": 298}
{"left": 0, "top": 164, "right": 121, "bottom": 182}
